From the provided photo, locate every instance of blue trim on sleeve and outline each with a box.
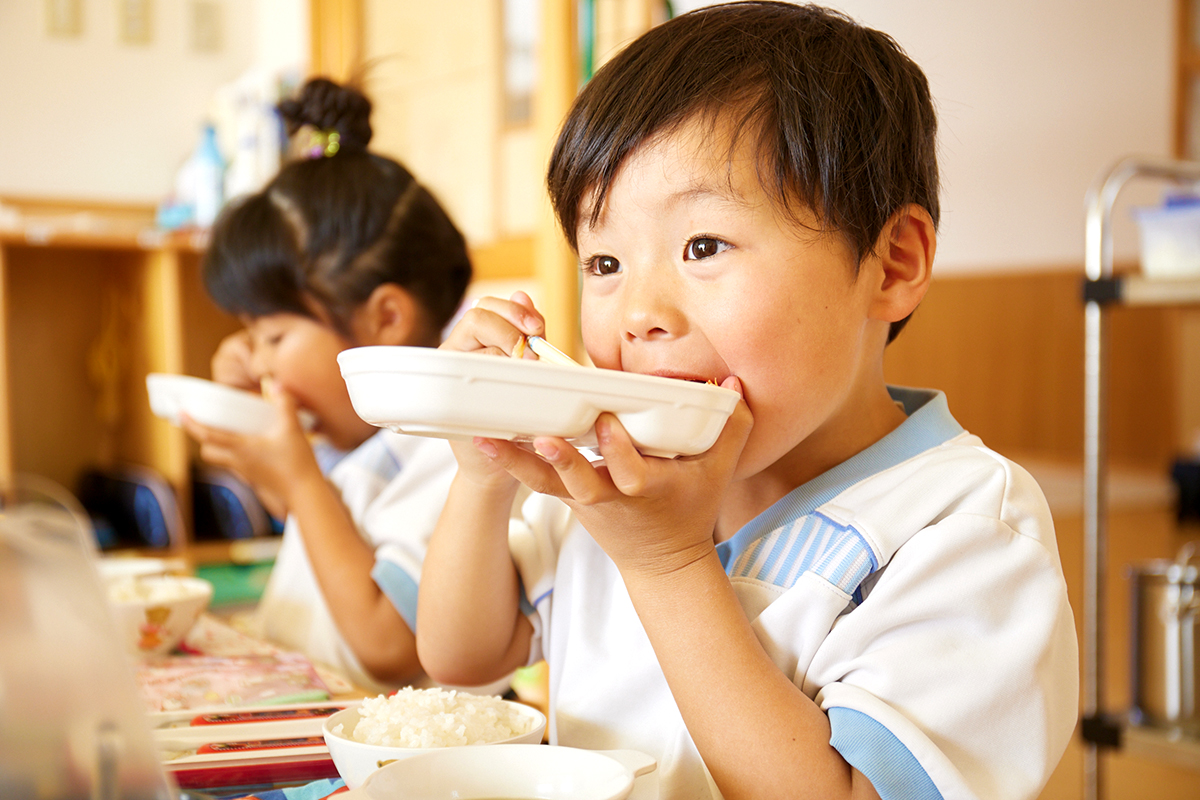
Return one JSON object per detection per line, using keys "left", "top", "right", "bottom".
{"left": 828, "top": 707, "right": 943, "bottom": 800}
{"left": 371, "top": 560, "right": 419, "bottom": 632}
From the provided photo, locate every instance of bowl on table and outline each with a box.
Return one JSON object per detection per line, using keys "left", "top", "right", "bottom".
{"left": 105, "top": 574, "right": 213, "bottom": 656}
{"left": 347, "top": 744, "right": 657, "bottom": 800}
{"left": 322, "top": 693, "right": 547, "bottom": 789}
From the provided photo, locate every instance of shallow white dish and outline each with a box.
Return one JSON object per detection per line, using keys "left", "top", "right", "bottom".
{"left": 344, "top": 743, "right": 656, "bottom": 800}
{"left": 147, "top": 373, "right": 313, "bottom": 435}
{"left": 338, "top": 346, "right": 739, "bottom": 458}
{"left": 322, "top": 701, "right": 547, "bottom": 789}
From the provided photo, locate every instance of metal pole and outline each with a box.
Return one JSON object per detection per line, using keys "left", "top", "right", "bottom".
{"left": 1081, "top": 155, "right": 1200, "bottom": 800}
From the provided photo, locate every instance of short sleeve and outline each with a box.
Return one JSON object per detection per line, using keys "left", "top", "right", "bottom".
{"left": 807, "top": 515, "right": 1079, "bottom": 800}
{"left": 508, "top": 492, "right": 575, "bottom": 666}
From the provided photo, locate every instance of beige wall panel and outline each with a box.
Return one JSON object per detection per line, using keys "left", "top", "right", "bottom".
{"left": 499, "top": 127, "right": 540, "bottom": 236}
{"left": 363, "top": 0, "right": 501, "bottom": 245}
{"left": 884, "top": 269, "right": 1179, "bottom": 470}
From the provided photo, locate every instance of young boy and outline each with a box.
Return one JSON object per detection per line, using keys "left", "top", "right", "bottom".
{"left": 416, "top": 4, "right": 1078, "bottom": 799}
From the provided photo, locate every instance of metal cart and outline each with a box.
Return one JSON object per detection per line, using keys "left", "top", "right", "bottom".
{"left": 1082, "top": 155, "right": 1200, "bottom": 800}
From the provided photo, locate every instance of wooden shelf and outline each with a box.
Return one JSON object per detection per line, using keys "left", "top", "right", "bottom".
{"left": 1119, "top": 275, "right": 1200, "bottom": 305}
{"left": 1085, "top": 274, "right": 1200, "bottom": 306}
{"left": 0, "top": 197, "right": 242, "bottom": 553}
{"left": 1124, "top": 724, "right": 1200, "bottom": 772}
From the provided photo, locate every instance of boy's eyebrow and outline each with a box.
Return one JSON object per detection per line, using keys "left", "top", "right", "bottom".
{"left": 664, "top": 181, "right": 749, "bottom": 209}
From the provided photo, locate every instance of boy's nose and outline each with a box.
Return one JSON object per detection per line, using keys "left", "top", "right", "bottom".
{"left": 619, "top": 269, "right": 686, "bottom": 343}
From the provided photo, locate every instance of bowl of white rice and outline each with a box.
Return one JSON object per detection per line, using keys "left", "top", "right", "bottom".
{"left": 323, "top": 687, "right": 547, "bottom": 789}
{"left": 105, "top": 574, "right": 213, "bottom": 656}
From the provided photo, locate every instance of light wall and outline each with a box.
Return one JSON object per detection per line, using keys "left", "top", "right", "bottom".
{"left": 0, "top": 0, "right": 306, "bottom": 204}
{"left": 675, "top": 0, "right": 1176, "bottom": 273}
{"left": 0, "top": 0, "right": 1178, "bottom": 273}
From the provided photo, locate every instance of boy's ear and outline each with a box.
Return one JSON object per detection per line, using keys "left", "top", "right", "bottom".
{"left": 355, "top": 283, "right": 424, "bottom": 346}
{"left": 868, "top": 204, "right": 936, "bottom": 323}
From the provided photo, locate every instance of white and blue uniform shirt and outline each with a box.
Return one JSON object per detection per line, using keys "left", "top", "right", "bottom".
{"left": 252, "top": 430, "right": 458, "bottom": 692}
{"left": 509, "top": 388, "right": 1078, "bottom": 800}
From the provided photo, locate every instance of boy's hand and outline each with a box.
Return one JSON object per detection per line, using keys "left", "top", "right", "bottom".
{"left": 438, "top": 292, "right": 546, "bottom": 490}
{"left": 210, "top": 330, "right": 259, "bottom": 392}
{"left": 480, "top": 377, "right": 754, "bottom": 578}
{"left": 179, "top": 379, "right": 322, "bottom": 515}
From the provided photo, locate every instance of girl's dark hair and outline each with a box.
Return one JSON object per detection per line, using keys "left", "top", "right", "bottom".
{"left": 547, "top": 2, "right": 938, "bottom": 342}
{"left": 204, "top": 78, "right": 472, "bottom": 342}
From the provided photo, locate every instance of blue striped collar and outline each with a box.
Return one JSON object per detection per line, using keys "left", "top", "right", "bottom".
{"left": 717, "top": 387, "right": 963, "bottom": 571}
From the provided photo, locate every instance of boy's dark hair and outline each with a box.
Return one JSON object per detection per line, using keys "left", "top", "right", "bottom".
{"left": 547, "top": 2, "right": 938, "bottom": 342}
{"left": 204, "top": 78, "right": 472, "bottom": 343}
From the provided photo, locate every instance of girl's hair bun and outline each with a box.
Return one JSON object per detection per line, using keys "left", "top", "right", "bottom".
{"left": 278, "top": 78, "right": 373, "bottom": 153}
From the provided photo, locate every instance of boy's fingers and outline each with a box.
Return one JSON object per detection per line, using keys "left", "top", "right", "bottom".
{"left": 700, "top": 377, "right": 753, "bottom": 469}
{"left": 441, "top": 305, "right": 539, "bottom": 356}
{"left": 592, "top": 414, "right": 649, "bottom": 497}
{"left": 483, "top": 439, "right": 569, "bottom": 497}
{"left": 529, "top": 437, "right": 616, "bottom": 505}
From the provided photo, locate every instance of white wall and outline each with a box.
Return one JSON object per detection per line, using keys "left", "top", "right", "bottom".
{"left": 675, "top": 0, "right": 1175, "bottom": 272}
{"left": 0, "top": 0, "right": 306, "bottom": 204}
{"left": 0, "top": 0, "right": 1175, "bottom": 271}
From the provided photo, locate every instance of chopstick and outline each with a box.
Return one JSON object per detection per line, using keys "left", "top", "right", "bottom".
{"left": 514, "top": 335, "right": 582, "bottom": 367}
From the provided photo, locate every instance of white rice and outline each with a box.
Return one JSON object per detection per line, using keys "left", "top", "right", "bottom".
{"left": 107, "top": 576, "right": 198, "bottom": 604}
{"left": 338, "top": 687, "right": 532, "bottom": 748}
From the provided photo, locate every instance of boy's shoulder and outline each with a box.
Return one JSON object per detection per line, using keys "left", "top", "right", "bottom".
{"left": 820, "top": 430, "right": 1054, "bottom": 567}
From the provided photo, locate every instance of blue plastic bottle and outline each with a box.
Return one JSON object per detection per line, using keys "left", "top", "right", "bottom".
{"left": 192, "top": 124, "right": 226, "bottom": 228}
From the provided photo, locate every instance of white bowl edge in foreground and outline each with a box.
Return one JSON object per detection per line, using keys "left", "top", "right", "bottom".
{"left": 322, "top": 700, "right": 547, "bottom": 789}
{"left": 356, "top": 743, "right": 657, "bottom": 800}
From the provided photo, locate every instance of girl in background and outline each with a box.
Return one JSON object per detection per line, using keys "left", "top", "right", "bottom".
{"left": 183, "top": 77, "right": 472, "bottom": 691}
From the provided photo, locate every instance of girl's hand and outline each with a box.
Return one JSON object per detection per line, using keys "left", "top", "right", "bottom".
{"left": 479, "top": 377, "right": 754, "bottom": 578}
{"left": 210, "top": 330, "right": 259, "bottom": 392}
{"left": 438, "top": 292, "right": 547, "bottom": 490}
{"left": 180, "top": 379, "right": 322, "bottom": 515}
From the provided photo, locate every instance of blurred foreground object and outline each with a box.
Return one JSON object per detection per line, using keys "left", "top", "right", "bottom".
{"left": 0, "top": 475, "right": 176, "bottom": 799}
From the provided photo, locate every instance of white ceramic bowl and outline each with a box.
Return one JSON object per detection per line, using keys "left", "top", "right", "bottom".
{"left": 349, "top": 744, "right": 657, "bottom": 800}
{"left": 323, "top": 701, "right": 547, "bottom": 789}
{"left": 147, "top": 373, "right": 278, "bottom": 434}
{"left": 105, "top": 575, "right": 213, "bottom": 656}
{"left": 338, "top": 346, "right": 740, "bottom": 458}
{"left": 96, "top": 556, "right": 170, "bottom": 584}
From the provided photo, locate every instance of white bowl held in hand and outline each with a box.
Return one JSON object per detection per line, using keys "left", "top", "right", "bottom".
{"left": 352, "top": 744, "right": 657, "bottom": 800}
{"left": 146, "top": 373, "right": 314, "bottom": 434}
{"left": 338, "top": 346, "right": 740, "bottom": 458}
{"left": 323, "top": 699, "right": 547, "bottom": 789}
{"left": 105, "top": 575, "right": 213, "bottom": 657}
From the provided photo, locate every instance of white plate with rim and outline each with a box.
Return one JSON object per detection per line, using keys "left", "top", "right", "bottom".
{"left": 337, "top": 346, "right": 739, "bottom": 458}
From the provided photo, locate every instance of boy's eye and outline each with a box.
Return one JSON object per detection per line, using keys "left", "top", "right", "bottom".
{"left": 588, "top": 255, "right": 622, "bottom": 276}
{"left": 684, "top": 237, "right": 729, "bottom": 261}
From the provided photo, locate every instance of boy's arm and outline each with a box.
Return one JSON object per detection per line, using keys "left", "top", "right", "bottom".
{"left": 620, "top": 550, "right": 880, "bottom": 800}
{"left": 416, "top": 291, "right": 545, "bottom": 686}
{"left": 415, "top": 467, "right": 533, "bottom": 687}
{"left": 483, "top": 394, "right": 879, "bottom": 800}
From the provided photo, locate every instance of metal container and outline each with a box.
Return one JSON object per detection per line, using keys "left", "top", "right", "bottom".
{"left": 1128, "top": 545, "right": 1200, "bottom": 734}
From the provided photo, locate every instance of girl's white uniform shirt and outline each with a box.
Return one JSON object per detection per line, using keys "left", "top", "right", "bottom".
{"left": 509, "top": 388, "right": 1078, "bottom": 800}
{"left": 252, "top": 430, "right": 457, "bottom": 692}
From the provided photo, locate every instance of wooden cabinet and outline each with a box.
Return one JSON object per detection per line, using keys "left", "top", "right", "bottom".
{"left": 1178, "top": 0, "right": 1200, "bottom": 158}
{"left": 0, "top": 197, "right": 241, "bottom": 551}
